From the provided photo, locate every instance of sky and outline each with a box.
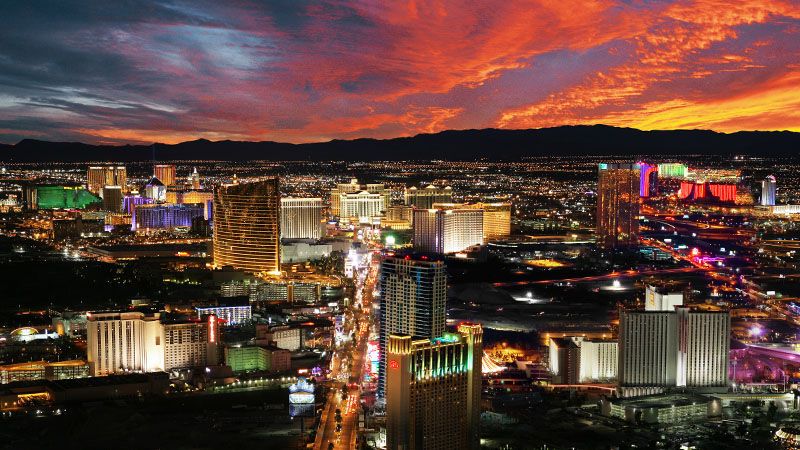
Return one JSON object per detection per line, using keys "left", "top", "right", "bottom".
{"left": 0, "top": 0, "right": 799, "bottom": 145}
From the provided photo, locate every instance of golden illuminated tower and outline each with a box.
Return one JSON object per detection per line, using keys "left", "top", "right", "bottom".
{"left": 154, "top": 164, "right": 177, "bottom": 187}
{"left": 87, "top": 166, "right": 126, "bottom": 194}
{"left": 596, "top": 163, "right": 639, "bottom": 249}
{"left": 213, "top": 178, "right": 281, "bottom": 274}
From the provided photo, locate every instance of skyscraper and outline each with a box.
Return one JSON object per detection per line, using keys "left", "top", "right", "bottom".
{"left": 638, "top": 162, "right": 658, "bottom": 198}
{"left": 87, "top": 166, "right": 126, "bottom": 195}
{"left": 154, "top": 164, "right": 177, "bottom": 187}
{"left": 213, "top": 178, "right": 281, "bottom": 275}
{"left": 761, "top": 175, "right": 777, "bottom": 206}
{"left": 86, "top": 311, "right": 165, "bottom": 376}
{"left": 385, "top": 323, "right": 482, "bottom": 450}
{"left": 101, "top": 185, "right": 123, "bottom": 212}
{"left": 280, "top": 197, "right": 323, "bottom": 239}
{"left": 618, "top": 307, "right": 730, "bottom": 397}
{"left": 190, "top": 167, "right": 201, "bottom": 189}
{"left": 596, "top": 163, "right": 640, "bottom": 249}
{"left": 432, "top": 202, "right": 512, "bottom": 242}
{"left": 404, "top": 185, "right": 453, "bottom": 209}
{"left": 379, "top": 254, "right": 447, "bottom": 396}
{"left": 413, "top": 207, "right": 484, "bottom": 254}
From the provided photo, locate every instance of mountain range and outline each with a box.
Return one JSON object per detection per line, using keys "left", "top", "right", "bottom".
{"left": 1, "top": 125, "right": 798, "bottom": 162}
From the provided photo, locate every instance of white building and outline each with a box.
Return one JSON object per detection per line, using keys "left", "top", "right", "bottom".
{"left": 548, "top": 336, "right": 617, "bottom": 384}
{"left": 280, "top": 197, "right": 323, "bottom": 239}
{"left": 270, "top": 326, "right": 302, "bottom": 351}
{"left": 331, "top": 179, "right": 389, "bottom": 221}
{"left": 86, "top": 312, "right": 165, "bottom": 376}
{"left": 761, "top": 175, "right": 777, "bottom": 206}
{"left": 196, "top": 304, "right": 251, "bottom": 325}
{"left": 413, "top": 208, "right": 484, "bottom": 254}
{"left": 281, "top": 241, "right": 332, "bottom": 263}
{"left": 645, "top": 285, "right": 683, "bottom": 311}
{"left": 618, "top": 308, "right": 730, "bottom": 397}
{"left": 163, "top": 317, "right": 221, "bottom": 371}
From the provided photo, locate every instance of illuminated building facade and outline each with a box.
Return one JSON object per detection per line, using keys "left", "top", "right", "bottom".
{"left": 596, "top": 163, "right": 639, "bottom": 249}
{"left": 123, "top": 194, "right": 153, "bottom": 214}
{"left": 177, "top": 190, "right": 214, "bottom": 219}
{"left": 280, "top": 197, "right": 323, "bottom": 239}
{"left": 678, "top": 181, "right": 737, "bottom": 203}
{"left": 27, "top": 185, "right": 101, "bottom": 210}
{"left": 657, "top": 163, "right": 687, "bottom": 179}
{"left": 213, "top": 179, "right": 281, "bottom": 274}
{"left": 133, "top": 203, "right": 204, "bottom": 230}
{"left": 413, "top": 207, "right": 484, "bottom": 254}
{"left": 330, "top": 179, "right": 389, "bottom": 219}
{"left": 190, "top": 167, "right": 201, "bottom": 189}
{"left": 404, "top": 185, "right": 453, "bottom": 209}
{"left": 638, "top": 162, "right": 658, "bottom": 198}
{"left": 101, "top": 185, "right": 123, "bottom": 212}
{"left": 549, "top": 336, "right": 617, "bottom": 384}
{"left": 154, "top": 164, "right": 176, "bottom": 187}
{"left": 162, "top": 316, "right": 220, "bottom": 371}
{"left": 434, "top": 202, "right": 512, "bottom": 242}
{"left": 379, "top": 255, "right": 447, "bottom": 396}
{"left": 195, "top": 304, "right": 252, "bottom": 325}
{"left": 618, "top": 308, "right": 730, "bottom": 397}
{"left": 86, "top": 312, "right": 165, "bottom": 376}
{"left": 761, "top": 175, "right": 776, "bottom": 206}
{"left": 385, "top": 323, "right": 482, "bottom": 450}
{"left": 645, "top": 285, "right": 683, "bottom": 311}
{"left": 87, "top": 166, "right": 126, "bottom": 194}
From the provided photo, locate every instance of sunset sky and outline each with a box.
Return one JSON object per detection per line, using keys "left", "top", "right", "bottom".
{"left": 1, "top": 0, "right": 799, "bottom": 145}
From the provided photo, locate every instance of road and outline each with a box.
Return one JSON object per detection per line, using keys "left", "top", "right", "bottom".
{"left": 314, "top": 252, "right": 378, "bottom": 450}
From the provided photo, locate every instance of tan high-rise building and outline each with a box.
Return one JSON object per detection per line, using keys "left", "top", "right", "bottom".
{"left": 280, "top": 197, "right": 323, "bottom": 239}
{"left": 386, "top": 323, "right": 482, "bottom": 450}
{"left": 404, "top": 185, "right": 453, "bottom": 209}
{"left": 213, "top": 178, "right": 281, "bottom": 274}
{"left": 413, "top": 207, "right": 483, "bottom": 254}
{"left": 330, "top": 179, "right": 389, "bottom": 219}
{"left": 87, "top": 166, "right": 126, "bottom": 194}
{"left": 154, "top": 164, "right": 177, "bottom": 187}
{"left": 433, "top": 202, "right": 511, "bottom": 242}
{"left": 596, "top": 163, "right": 639, "bottom": 249}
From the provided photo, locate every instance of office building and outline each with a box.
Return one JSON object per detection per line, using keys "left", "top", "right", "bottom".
{"left": 404, "top": 185, "right": 453, "bottom": 209}
{"left": 154, "top": 164, "right": 176, "bottom": 187}
{"left": 413, "top": 207, "right": 483, "bottom": 254}
{"left": 618, "top": 307, "right": 730, "bottom": 397}
{"left": 330, "top": 179, "right": 390, "bottom": 219}
{"left": 162, "top": 316, "right": 221, "bottom": 371}
{"left": 379, "top": 255, "right": 447, "bottom": 396}
{"left": 280, "top": 197, "right": 323, "bottom": 239}
{"left": 86, "top": 311, "right": 165, "bottom": 376}
{"left": 549, "top": 336, "right": 617, "bottom": 384}
{"left": 761, "top": 175, "right": 777, "bottom": 206}
{"left": 133, "top": 203, "right": 204, "bottom": 230}
{"left": 196, "top": 304, "right": 252, "bottom": 325}
{"left": 87, "top": 166, "right": 126, "bottom": 194}
{"left": 596, "top": 163, "right": 639, "bottom": 249}
{"left": 638, "top": 162, "right": 658, "bottom": 198}
{"left": 213, "top": 178, "right": 281, "bottom": 275}
{"left": 645, "top": 285, "right": 683, "bottom": 311}
{"left": 101, "top": 185, "right": 123, "bottom": 212}
{"left": 385, "top": 323, "right": 482, "bottom": 450}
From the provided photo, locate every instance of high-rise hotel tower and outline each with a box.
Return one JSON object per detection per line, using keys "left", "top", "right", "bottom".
{"left": 596, "top": 163, "right": 640, "bottom": 249}
{"left": 378, "top": 254, "right": 447, "bottom": 396}
{"left": 213, "top": 178, "right": 281, "bottom": 275}
{"left": 386, "top": 323, "right": 483, "bottom": 450}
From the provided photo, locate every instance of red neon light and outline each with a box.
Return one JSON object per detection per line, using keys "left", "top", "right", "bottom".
{"left": 389, "top": 360, "right": 399, "bottom": 369}
{"left": 208, "top": 315, "right": 216, "bottom": 343}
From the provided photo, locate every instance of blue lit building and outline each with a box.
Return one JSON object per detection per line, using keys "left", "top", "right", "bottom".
{"left": 133, "top": 203, "right": 204, "bottom": 231}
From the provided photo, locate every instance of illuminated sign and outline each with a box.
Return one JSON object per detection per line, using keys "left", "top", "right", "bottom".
{"left": 208, "top": 315, "right": 216, "bottom": 343}
{"left": 389, "top": 360, "right": 399, "bottom": 370}
{"left": 289, "top": 377, "right": 315, "bottom": 417}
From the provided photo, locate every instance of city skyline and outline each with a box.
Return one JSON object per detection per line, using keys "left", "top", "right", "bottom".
{"left": 1, "top": 1, "right": 799, "bottom": 146}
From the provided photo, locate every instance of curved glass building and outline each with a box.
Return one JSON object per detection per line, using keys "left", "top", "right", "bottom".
{"left": 213, "top": 178, "right": 281, "bottom": 274}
